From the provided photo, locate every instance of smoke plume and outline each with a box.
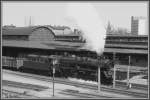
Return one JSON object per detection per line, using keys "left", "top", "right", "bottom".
{"left": 66, "top": 3, "right": 106, "bottom": 55}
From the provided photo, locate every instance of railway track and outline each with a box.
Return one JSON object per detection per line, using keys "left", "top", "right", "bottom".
{"left": 60, "top": 89, "right": 112, "bottom": 98}
{"left": 115, "top": 80, "right": 148, "bottom": 90}
{"left": 57, "top": 81, "right": 148, "bottom": 98}
{"left": 2, "top": 80, "right": 111, "bottom": 98}
{"left": 3, "top": 70, "right": 148, "bottom": 98}
{"left": 3, "top": 69, "right": 148, "bottom": 90}
{"left": 2, "top": 80, "right": 48, "bottom": 91}
{"left": 2, "top": 89, "right": 39, "bottom": 98}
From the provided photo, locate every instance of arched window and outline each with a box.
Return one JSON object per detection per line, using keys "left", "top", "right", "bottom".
{"left": 29, "top": 27, "right": 55, "bottom": 42}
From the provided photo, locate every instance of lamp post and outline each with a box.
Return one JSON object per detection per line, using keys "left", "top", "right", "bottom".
{"left": 52, "top": 58, "right": 58, "bottom": 97}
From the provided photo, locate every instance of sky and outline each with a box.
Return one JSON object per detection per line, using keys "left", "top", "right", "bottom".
{"left": 2, "top": 1, "right": 148, "bottom": 31}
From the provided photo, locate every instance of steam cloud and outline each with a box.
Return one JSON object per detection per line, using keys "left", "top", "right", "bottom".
{"left": 66, "top": 3, "right": 106, "bottom": 55}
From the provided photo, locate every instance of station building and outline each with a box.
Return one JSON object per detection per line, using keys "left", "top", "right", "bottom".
{"left": 2, "top": 25, "right": 148, "bottom": 68}
{"left": 2, "top": 25, "right": 82, "bottom": 42}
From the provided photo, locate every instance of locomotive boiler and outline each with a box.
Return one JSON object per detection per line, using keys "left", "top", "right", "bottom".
{"left": 2, "top": 54, "right": 113, "bottom": 85}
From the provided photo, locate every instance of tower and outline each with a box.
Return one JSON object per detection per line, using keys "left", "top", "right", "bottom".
{"left": 131, "top": 16, "right": 147, "bottom": 35}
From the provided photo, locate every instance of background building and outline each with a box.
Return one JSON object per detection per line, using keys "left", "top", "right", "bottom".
{"left": 2, "top": 25, "right": 83, "bottom": 42}
{"left": 2, "top": 25, "right": 148, "bottom": 67}
{"left": 131, "top": 16, "right": 147, "bottom": 35}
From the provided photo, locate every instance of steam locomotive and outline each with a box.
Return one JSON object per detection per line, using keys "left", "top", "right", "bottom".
{"left": 2, "top": 54, "right": 113, "bottom": 85}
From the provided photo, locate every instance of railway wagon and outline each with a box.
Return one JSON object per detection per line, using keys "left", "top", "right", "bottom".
{"left": 22, "top": 55, "right": 51, "bottom": 70}
{"left": 2, "top": 56, "right": 24, "bottom": 70}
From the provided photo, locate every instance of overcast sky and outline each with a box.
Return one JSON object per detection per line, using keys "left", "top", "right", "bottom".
{"left": 2, "top": 1, "right": 148, "bottom": 31}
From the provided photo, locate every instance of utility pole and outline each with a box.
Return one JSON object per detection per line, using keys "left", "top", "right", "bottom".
{"left": 113, "top": 52, "right": 116, "bottom": 88}
{"left": 52, "top": 59, "right": 57, "bottom": 97}
{"left": 127, "top": 55, "right": 131, "bottom": 88}
{"left": 29, "top": 16, "right": 32, "bottom": 27}
{"left": 52, "top": 66, "right": 55, "bottom": 97}
{"left": 98, "top": 65, "right": 101, "bottom": 92}
{"left": 97, "top": 56, "right": 101, "bottom": 93}
{"left": 113, "top": 65, "right": 116, "bottom": 88}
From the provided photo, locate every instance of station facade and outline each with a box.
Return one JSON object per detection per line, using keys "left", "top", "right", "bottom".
{"left": 2, "top": 25, "right": 148, "bottom": 67}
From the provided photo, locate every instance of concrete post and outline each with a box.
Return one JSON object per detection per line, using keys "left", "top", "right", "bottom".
{"left": 127, "top": 56, "right": 131, "bottom": 88}
{"left": 113, "top": 52, "right": 116, "bottom": 88}
{"left": 113, "top": 65, "right": 116, "bottom": 88}
{"left": 53, "top": 67, "right": 55, "bottom": 96}
{"left": 52, "top": 59, "right": 57, "bottom": 97}
{"left": 98, "top": 66, "right": 101, "bottom": 92}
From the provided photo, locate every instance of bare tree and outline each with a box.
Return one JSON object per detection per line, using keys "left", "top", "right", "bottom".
{"left": 106, "top": 21, "right": 115, "bottom": 34}
{"left": 115, "top": 27, "right": 129, "bottom": 35}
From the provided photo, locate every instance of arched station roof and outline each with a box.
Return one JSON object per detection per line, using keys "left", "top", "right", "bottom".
{"left": 2, "top": 26, "right": 56, "bottom": 37}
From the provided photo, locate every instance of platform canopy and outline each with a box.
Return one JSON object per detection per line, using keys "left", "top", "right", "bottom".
{"left": 2, "top": 40, "right": 148, "bottom": 54}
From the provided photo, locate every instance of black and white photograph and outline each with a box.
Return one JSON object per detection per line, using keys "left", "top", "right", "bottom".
{"left": 1, "top": 1, "right": 149, "bottom": 99}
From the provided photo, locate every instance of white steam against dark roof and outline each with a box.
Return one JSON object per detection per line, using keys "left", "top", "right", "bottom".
{"left": 66, "top": 2, "right": 106, "bottom": 54}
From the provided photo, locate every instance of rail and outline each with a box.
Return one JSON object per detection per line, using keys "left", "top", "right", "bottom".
{"left": 2, "top": 80, "right": 110, "bottom": 98}
{"left": 3, "top": 70, "right": 148, "bottom": 98}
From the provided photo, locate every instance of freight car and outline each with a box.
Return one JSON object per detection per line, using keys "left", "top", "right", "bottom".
{"left": 2, "top": 54, "right": 113, "bottom": 85}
